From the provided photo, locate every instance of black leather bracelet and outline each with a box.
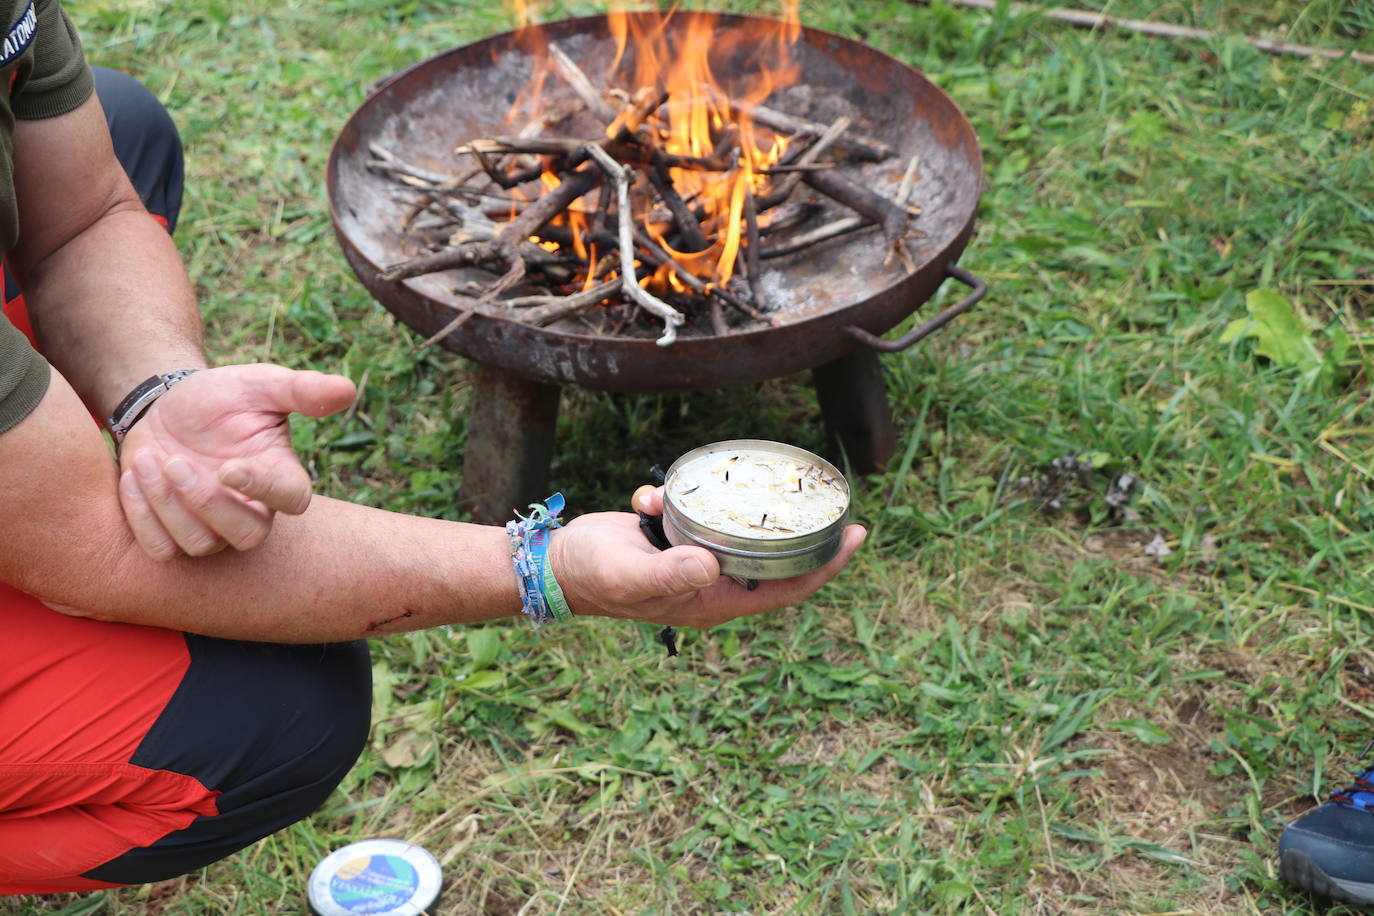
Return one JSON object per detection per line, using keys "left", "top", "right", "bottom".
{"left": 106, "top": 369, "right": 199, "bottom": 449}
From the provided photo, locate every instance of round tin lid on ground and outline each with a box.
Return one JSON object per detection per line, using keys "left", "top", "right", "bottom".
{"left": 307, "top": 839, "right": 443, "bottom": 916}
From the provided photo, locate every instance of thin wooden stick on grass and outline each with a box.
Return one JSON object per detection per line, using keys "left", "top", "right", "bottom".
{"left": 929, "top": 0, "right": 1374, "bottom": 65}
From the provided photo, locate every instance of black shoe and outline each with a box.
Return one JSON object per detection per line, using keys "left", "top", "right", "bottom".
{"left": 1280, "top": 763, "right": 1374, "bottom": 904}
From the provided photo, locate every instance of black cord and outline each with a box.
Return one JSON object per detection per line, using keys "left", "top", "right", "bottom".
{"left": 637, "top": 509, "right": 679, "bottom": 657}
{"left": 658, "top": 626, "right": 679, "bottom": 656}
{"left": 639, "top": 464, "right": 681, "bottom": 657}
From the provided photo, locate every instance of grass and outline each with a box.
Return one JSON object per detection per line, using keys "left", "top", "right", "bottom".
{"left": 8, "top": 0, "right": 1374, "bottom": 913}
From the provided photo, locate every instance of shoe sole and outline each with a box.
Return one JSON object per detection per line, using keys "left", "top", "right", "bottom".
{"left": 1281, "top": 849, "right": 1374, "bottom": 905}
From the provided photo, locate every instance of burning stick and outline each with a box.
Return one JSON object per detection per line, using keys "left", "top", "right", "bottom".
{"left": 470, "top": 146, "right": 544, "bottom": 189}
{"left": 522, "top": 218, "right": 771, "bottom": 326}
{"left": 648, "top": 153, "right": 709, "bottom": 253}
{"left": 742, "top": 184, "right": 763, "bottom": 308}
{"left": 584, "top": 144, "right": 686, "bottom": 346}
{"left": 549, "top": 43, "right": 617, "bottom": 123}
{"left": 736, "top": 101, "right": 894, "bottom": 162}
{"left": 589, "top": 179, "right": 613, "bottom": 240}
{"left": 631, "top": 227, "right": 771, "bottom": 325}
{"left": 456, "top": 94, "right": 665, "bottom": 174}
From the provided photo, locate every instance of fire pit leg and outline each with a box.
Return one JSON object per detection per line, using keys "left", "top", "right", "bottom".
{"left": 811, "top": 348, "right": 896, "bottom": 474}
{"left": 459, "top": 364, "right": 561, "bottom": 525}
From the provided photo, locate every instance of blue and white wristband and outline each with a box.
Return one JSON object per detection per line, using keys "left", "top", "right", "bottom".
{"left": 507, "top": 492, "right": 571, "bottom": 627}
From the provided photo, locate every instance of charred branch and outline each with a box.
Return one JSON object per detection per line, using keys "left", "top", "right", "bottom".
{"left": 742, "top": 185, "right": 763, "bottom": 308}
{"left": 380, "top": 166, "right": 601, "bottom": 282}
{"left": 736, "top": 101, "right": 894, "bottom": 162}
{"left": 756, "top": 116, "right": 851, "bottom": 211}
{"left": 632, "top": 227, "right": 770, "bottom": 325}
{"left": 471, "top": 145, "right": 545, "bottom": 189}
{"left": 549, "top": 44, "right": 618, "bottom": 123}
{"left": 760, "top": 215, "right": 869, "bottom": 259}
{"left": 648, "top": 153, "right": 709, "bottom": 253}
{"left": 801, "top": 168, "right": 913, "bottom": 269}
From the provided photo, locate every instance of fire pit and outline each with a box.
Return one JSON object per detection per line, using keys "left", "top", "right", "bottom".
{"left": 328, "top": 10, "right": 984, "bottom": 522}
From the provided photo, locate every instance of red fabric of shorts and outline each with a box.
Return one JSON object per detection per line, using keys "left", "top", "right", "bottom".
{"left": 0, "top": 584, "right": 218, "bottom": 893}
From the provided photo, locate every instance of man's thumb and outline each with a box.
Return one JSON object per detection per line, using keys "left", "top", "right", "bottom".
{"left": 288, "top": 370, "right": 358, "bottom": 417}
{"left": 671, "top": 550, "right": 719, "bottom": 590}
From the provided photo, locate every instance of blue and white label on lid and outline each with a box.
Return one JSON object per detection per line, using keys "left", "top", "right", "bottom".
{"left": 308, "top": 839, "right": 443, "bottom": 916}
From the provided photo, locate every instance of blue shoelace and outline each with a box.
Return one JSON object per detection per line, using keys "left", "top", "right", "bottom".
{"left": 1331, "top": 744, "right": 1374, "bottom": 811}
{"left": 1331, "top": 769, "right": 1374, "bottom": 810}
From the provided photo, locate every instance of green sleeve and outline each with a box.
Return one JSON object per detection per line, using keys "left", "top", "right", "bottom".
{"left": 10, "top": 0, "right": 94, "bottom": 121}
{"left": 0, "top": 316, "right": 49, "bottom": 434}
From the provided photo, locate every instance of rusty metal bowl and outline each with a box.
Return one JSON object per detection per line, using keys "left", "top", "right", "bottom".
{"left": 327, "top": 12, "right": 983, "bottom": 393}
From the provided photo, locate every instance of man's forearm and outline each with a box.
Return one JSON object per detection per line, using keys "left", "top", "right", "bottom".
{"left": 22, "top": 206, "right": 206, "bottom": 422}
{"left": 3, "top": 371, "right": 520, "bottom": 642}
{"left": 73, "top": 497, "right": 521, "bottom": 642}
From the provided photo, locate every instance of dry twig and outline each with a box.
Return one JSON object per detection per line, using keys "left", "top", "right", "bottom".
{"left": 585, "top": 144, "right": 686, "bottom": 346}
{"left": 929, "top": 0, "right": 1374, "bottom": 65}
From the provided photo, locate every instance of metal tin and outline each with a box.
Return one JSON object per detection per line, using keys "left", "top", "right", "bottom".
{"left": 307, "top": 839, "right": 443, "bottom": 916}
{"left": 662, "top": 440, "right": 851, "bottom": 580}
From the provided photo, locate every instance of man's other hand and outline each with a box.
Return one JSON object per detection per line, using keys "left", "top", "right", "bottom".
{"left": 549, "top": 485, "right": 867, "bottom": 629}
{"left": 116, "top": 364, "right": 356, "bottom": 560}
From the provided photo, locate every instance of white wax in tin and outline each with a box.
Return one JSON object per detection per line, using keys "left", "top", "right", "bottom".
{"left": 667, "top": 448, "right": 847, "bottom": 540}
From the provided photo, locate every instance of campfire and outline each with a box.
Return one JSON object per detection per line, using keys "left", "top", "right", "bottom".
{"left": 366, "top": 2, "right": 925, "bottom": 348}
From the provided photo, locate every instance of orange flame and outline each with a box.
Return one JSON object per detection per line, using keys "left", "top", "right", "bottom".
{"left": 504, "top": 1, "right": 803, "bottom": 291}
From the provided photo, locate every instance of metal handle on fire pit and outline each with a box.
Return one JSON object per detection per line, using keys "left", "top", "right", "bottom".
{"left": 844, "top": 264, "right": 986, "bottom": 353}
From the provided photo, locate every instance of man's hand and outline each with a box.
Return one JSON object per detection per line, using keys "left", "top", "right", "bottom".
{"left": 550, "top": 485, "right": 866, "bottom": 629}
{"left": 116, "top": 364, "right": 357, "bottom": 560}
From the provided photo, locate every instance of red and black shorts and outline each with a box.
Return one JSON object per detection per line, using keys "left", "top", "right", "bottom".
{"left": 0, "top": 69, "right": 372, "bottom": 894}
{"left": 0, "top": 590, "right": 371, "bottom": 893}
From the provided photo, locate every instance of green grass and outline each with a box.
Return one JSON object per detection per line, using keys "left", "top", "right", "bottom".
{"left": 9, "top": 0, "right": 1374, "bottom": 913}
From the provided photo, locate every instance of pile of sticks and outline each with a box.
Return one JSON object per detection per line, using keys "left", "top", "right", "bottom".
{"left": 369, "top": 44, "right": 922, "bottom": 347}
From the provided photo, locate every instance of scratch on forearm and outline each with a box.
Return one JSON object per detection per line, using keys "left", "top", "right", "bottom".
{"left": 364, "top": 609, "right": 415, "bottom": 632}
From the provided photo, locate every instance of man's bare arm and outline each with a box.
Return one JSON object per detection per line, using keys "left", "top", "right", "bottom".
{"left": 1, "top": 370, "right": 519, "bottom": 642}
{"left": 7, "top": 91, "right": 360, "bottom": 557}
{"left": 2, "top": 369, "right": 865, "bottom": 642}
{"left": 8, "top": 92, "right": 205, "bottom": 418}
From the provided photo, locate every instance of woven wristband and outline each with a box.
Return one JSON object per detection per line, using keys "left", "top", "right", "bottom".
{"left": 506, "top": 493, "right": 566, "bottom": 627}
{"left": 541, "top": 551, "right": 573, "bottom": 622}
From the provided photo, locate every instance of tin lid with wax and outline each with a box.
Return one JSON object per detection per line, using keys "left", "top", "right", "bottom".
{"left": 662, "top": 439, "right": 850, "bottom": 580}
{"left": 307, "top": 839, "right": 443, "bottom": 916}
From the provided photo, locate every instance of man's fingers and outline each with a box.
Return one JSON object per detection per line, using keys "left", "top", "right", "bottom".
{"left": 128, "top": 451, "right": 232, "bottom": 557}
{"left": 158, "top": 456, "right": 278, "bottom": 549}
{"left": 118, "top": 469, "right": 182, "bottom": 562}
{"left": 219, "top": 457, "right": 313, "bottom": 515}
{"left": 672, "top": 524, "right": 868, "bottom": 627}
{"left": 743, "top": 524, "right": 868, "bottom": 607}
